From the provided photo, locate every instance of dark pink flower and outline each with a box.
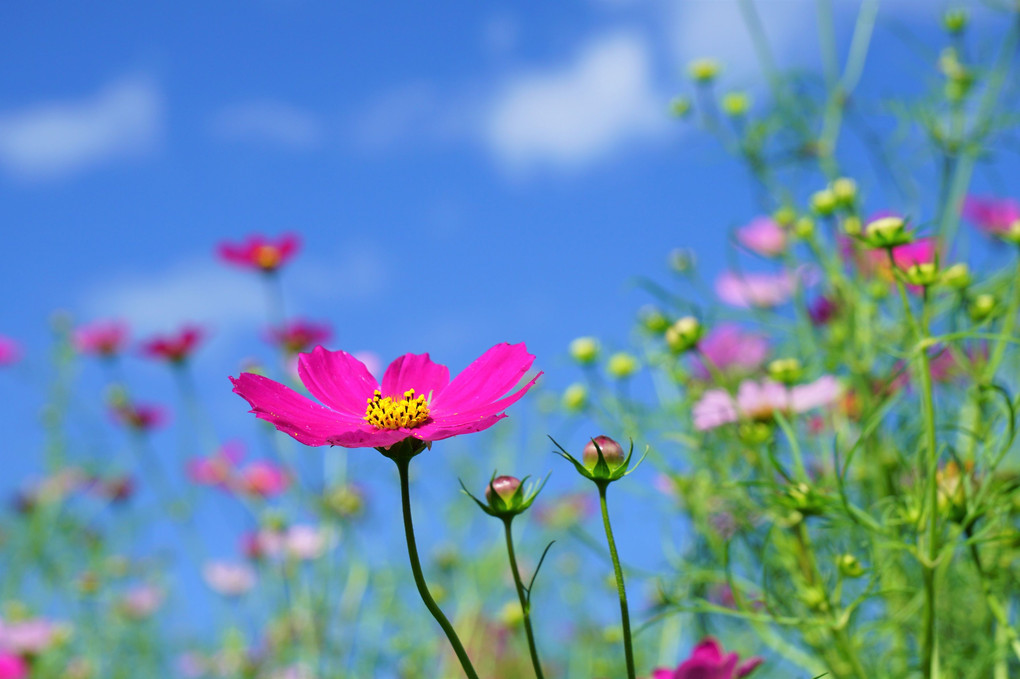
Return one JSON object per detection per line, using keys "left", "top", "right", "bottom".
{"left": 691, "top": 325, "right": 768, "bottom": 380}
{"left": 0, "top": 336, "right": 21, "bottom": 366}
{"left": 187, "top": 441, "right": 244, "bottom": 488}
{"left": 651, "top": 637, "right": 762, "bottom": 679}
{"left": 736, "top": 217, "right": 786, "bottom": 257}
{"left": 234, "top": 461, "right": 288, "bottom": 498}
{"left": 230, "top": 343, "right": 540, "bottom": 450}
{"left": 962, "top": 195, "right": 1020, "bottom": 237}
{"left": 141, "top": 326, "right": 204, "bottom": 363}
{"left": 267, "top": 320, "right": 332, "bottom": 355}
{"left": 0, "top": 653, "right": 27, "bottom": 679}
{"left": 73, "top": 320, "right": 129, "bottom": 358}
{"left": 218, "top": 233, "right": 300, "bottom": 272}
{"left": 112, "top": 402, "right": 169, "bottom": 431}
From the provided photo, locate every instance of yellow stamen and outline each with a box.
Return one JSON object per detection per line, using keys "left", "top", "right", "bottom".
{"left": 363, "top": 389, "right": 430, "bottom": 430}
{"left": 254, "top": 245, "right": 282, "bottom": 270}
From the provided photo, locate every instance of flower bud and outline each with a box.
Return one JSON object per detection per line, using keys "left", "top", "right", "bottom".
{"left": 721, "top": 91, "right": 750, "bottom": 117}
{"left": 669, "top": 248, "right": 696, "bottom": 274}
{"left": 941, "top": 262, "right": 970, "bottom": 289}
{"left": 767, "top": 358, "right": 803, "bottom": 384}
{"left": 738, "top": 421, "right": 773, "bottom": 446}
{"left": 837, "top": 553, "right": 865, "bottom": 578}
{"left": 569, "top": 337, "right": 600, "bottom": 365}
{"left": 665, "top": 316, "right": 703, "bottom": 354}
{"left": 498, "top": 600, "right": 524, "bottom": 627}
{"left": 1000, "top": 220, "right": 1020, "bottom": 244}
{"left": 638, "top": 306, "right": 671, "bottom": 333}
{"left": 904, "top": 262, "right": 940, "bottom": 288}
{"left": 687, "top": 58, "right": 722, "bottom": 83}
{"left": 485, "top": 475, "right": 522, "bottom": 508}
{"left": 810, "top": 189, "right": 837, "bottom": 216}
{"left": 842, "top": 215, "right": 861, "bottom": 236}
{"left": 562, "top": 383, "right": 588, "bottom": 412}
{"left": 864, "top": 215, "right": 912, "bottom": 248}
{"left": 970, "top": 294, "right": 997, "bottom": 322}
{"left": 583, "top": 436, "right": 626, "bottom": 472}
{"left": 801, "top": 585, "right": 829, "bottom": 611}
{"left": 669, "top": 96, "right": 692, "bottom": 118}
{"left": 793, "top": 216, "right": 816, "bottom": 238}
{"left": 943, "top": 7, "right": 968, "bottom": 33}
{"left": 773, "top": 205, "right": 796, "bottom": 227}
{"left": 831, "top": 177, "right": 857, "bottom": 206}
{"left": 606, "top": 352, "right": 639, "bottom": 379}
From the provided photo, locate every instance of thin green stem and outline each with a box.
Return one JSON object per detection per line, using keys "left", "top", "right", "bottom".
{"left": 393, "top": 457, "right": 479, "bottom": 679}
{"left": 916, "top": 298, "right": 940, "bottom": 679}
{"left": 502, "top": 518, "right": 546, "bottom": 679}
{"left": 598, "top": 483, "right": 636, "bottom": 679}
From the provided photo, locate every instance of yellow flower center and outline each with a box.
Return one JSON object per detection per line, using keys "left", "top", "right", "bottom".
{"left": 254, "top": 245, "right": 282, "bottom": 270}
{"left": 363, "top": 389, "right": 430, "bottom": 430}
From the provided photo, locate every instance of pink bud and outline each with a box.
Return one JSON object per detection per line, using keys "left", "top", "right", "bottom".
{"left": 582, "top": 435, "right": 625, "bottom": 470}
{"left": 485, "top": 476, "right": 521, "bottom": 505}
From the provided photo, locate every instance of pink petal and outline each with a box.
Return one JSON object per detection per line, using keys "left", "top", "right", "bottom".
{"left": 326, "top": 426, "right": 412, "bottom": 449}
{"left": 230, "top": 373, "right": 359, "bottom": 447}
{"left": 432, "top": 343, "right": 536, "bottom": 413}
{"left": 414, "top": 413, "right": 506, "bottom": 441}
{"left": 736, "top": 657, "right": 764, "bottom": 678}
{"left": 689, "top": 638, "right": 725, "bottom": 662}
{"left": 298, "top": 347, "right": 379, "bottom": 418}
{"left": 381, "top": 353, "right": 451, "bottom": 399}
{"left": 431, "top": 371, "right": 541, "bottom": 423}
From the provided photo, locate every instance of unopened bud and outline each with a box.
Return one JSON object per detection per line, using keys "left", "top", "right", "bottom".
{"left": 669, "top": 96, "right": 692, "bottom": 118}
{"left": 687, "top": 58, "right": 722, "bottom": 83}
{"left": 767, "top": 358, "right": 803, "bottom": 384}
{"left": 794, "top": 216, "right": 816, "bottom": 238}
{"left": 669, "top": 248, "right": 696, "bottom": 274}
{"left": 810, "top": 189, "right": 837, "bottom": 216}
{"left": 837, "top": 553, "right": 865, "bottom": 578}
{"left": 773, "top": 205, "right": 796, "bottom": 227}
{"left": 606, "top": 352, "right": 639, "bottom": 378}
{"left": 562, "top": 383, "right": 588, "bottom": 412}
{"left": 721, "top": 91, "right": 750, "bottom": 117}
{"left": 583, "top": 436, "right": 626, "bottom": 472}
{"left": 943, "top": 8, "right": 968, "bottom": 33}
{"left": 485, "top": 475, "right": 522, "bottom": 507}
{"left": 864, "top": 215, "right": 912, "bottom": 248}
{"left": 831, "top": 177, "right": 857, "bottom": 206}
{"left": 639, "top": 306, "right": 671, "bottom": 333}
{"left": 569, "top": 337, "right": 600, "bottom": 365}
{"left": 941, "top": 262, "right": 970, "bottom": 288}
{"left": 904, "top": 262, "right": 940, "bottom": 288}
{"left": 842, "top": 215, "right": 861, "bottom": 236}
{"left": 970, "top": 294, "right": 997, "bottom": 321}
{"left": 665, "top": 316, "right": 703, "bottom": 354}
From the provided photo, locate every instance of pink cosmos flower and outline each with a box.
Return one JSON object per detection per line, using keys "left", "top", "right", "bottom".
{"left": 0, "top": 654, "right": 27, "bottom": 679}
{"left": 962, "top": 195, "right": 1020, "bottom": 236}
{"left": 219, "top": 233, "right": 300, "bottom": 272}
{"left": 112, "top": 402, "right": 168, "bottom": 432}
{"left": 141, "top": 325, "right": 204, "bottom": 363}
{"left": 0, "top": 618, "right": 61, "bottom": 655}
{"left": 736, "top": 217, "right": 786, "bottom": 257}
{"left": 230, "top": 343, "right": 540, "bottom": 450}
{"left": 691, "top": 325, "right": 768, "bottom": 380}
{"left": 284, "top": 524, "right": 330, "bottom": 560}
{"left": 268, "top": 320, "right": 332, "bottom": 354}
{"left": 202, "top": 561, "right": 256, "bottom": 596}
{"left": 234, "top": 461, "right": 289, "bottom": 498}
{"left": 715, "top": 271, "right": 799, "bottom": 308}
{"left": 73, "top": 320, "right": 129, "bottom": 358}
{"left": 120, "top": 585, "right": 164, "bottom": 619}
{"left": 0, "top": 336, "right": 21, "bottom": 366}
{"left": 187, "top": 441, "right": 244, "bottom": 488}
{"left": 650, "top": 637, "right": 762, "bottom": 679}
{"left": 693, "top": 376, "right": 841, "bottom": 431}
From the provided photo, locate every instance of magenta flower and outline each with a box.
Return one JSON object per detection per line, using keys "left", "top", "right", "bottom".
{"left": 141, "top": 325, "right": 204, "bottom": 363}
{"left": 218, "top": 233, "right": 300, "bottom": 272}
{"left": 691, "top": 325, "right": 768, "bottom": 380}
{"left": 693, "top": 376, "right": 841, "bottom": 431}
{"left": 962, "top": 195, "right": 1020, "bottom": 237}
{"left": 650, "top": 638, "right": 762, "bottom": 679}
{"left": 715, "top": 271, "right": 798, "bottom": 308}
{"left": 230, "top": 343, "right": 540, "bottom": 450}
{"left": 267, "top": 320, "right": 332, "bottom": 354}
{"left": 73, "top": 320, "right": 129, "bottom": 358}
{"left": 0, "top": 654, "right": 27, "bottom": 679}
{"left": 736, "top": 217, "right": 786, "bottom": 257}
{"left": 0, "top": 336, "right": 21, "bottom": 366}
{"left": 112, "top": 401, "right": 168, "bottom": 432}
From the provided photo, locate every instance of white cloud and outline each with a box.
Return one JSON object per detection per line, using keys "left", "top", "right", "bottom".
{"left": 0, "top": 75, "right": 161, "bottom": 181}
{"left": 211, "top": 101, "right": 324, "bottom": 149}
{"left": 485, "top": 32, "right": 667, "bottom": 171}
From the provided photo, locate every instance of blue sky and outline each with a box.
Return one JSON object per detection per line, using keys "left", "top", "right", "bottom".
{"left": 1, "top": 0, "right": 1018, "bottom": 657}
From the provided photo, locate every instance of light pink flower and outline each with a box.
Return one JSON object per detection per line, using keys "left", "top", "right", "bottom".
{"left": 187, "top": 441, "right": 244, "bottom": 488}
{"left": 0, "top": 336, "right": 21, "bottom": 366}
{"left": 120, "top": 585, "right": 163, "bottom": 619}
{"left": 202, "top": 561, "right": 256, "bottom": 596}
{"left": 736, "top": 217, "right": 786, "bottom": 257}
{"left": 691, "top": 325, "right": 768, "bottom": 379}
{"left": 693, "top": 376, "right": 842, "bottom": 431}
{"left": 219, "top": 233, "right": 300, "bottom": 272}
{"left": 234, "top": 461, "right": 289, "bottom": 498}
{"left": 715, "top": 271, "right": 797, "bottom": 308}
{"left": 284, "top": 524, "right": 330, "bottom": 560}
{"left": 0, "top": 618, "right": 61, "bottom": 655}
{"left": 651, "top": 637, "right": 762, "bottom": 679}
{"left": 962, "top": 195, "right": 1020, "bottom": 236}
{"left": 0, "top": 654, "right": 27, "bottom": 679}
{"left": 73, "top": 321, "right": 129, "bottom": 358}
{"left": 230, "top": 343, "right": 540, "bottom": 450}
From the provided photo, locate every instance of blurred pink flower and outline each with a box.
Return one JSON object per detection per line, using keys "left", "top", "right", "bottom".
{"left": 693, "top": 376, "right": 842, "bottom": 431}
{"left": 230, "top": 343, "right": 540, "bottom": 450}
{"left": 120, "top": 585, "right": 163, "bottom": 619}
{"left": 0, "top": 336, "right": 21, "bottom": 366}
{"left": 242, "top": 530, "right": 286, "bottom": 560}
{"left": 0, "top": 618, "right": 61, "bottom": 655}
{"left": 112, "top": 402, "right": 168, "bottom": 432}
{"left": 268, "top": 320, "right": 331, "bottom": 354}
{"left": 218, "top": 233, "right": 300, "bottom": 273}
{"left": 715, "top": 271, "right": 798, "bottom": 308}
{"left": 0, "top": 654, "right": 27, "bottom": 679}
{"left": 202, "top": 561, "right": 256, "bottom": 596}
{"left": 141, "top": 325, "right": 204, "bottom": 363}
{"left": 736, "top": 217, "right": 786, "bottom": 257}
{"left": 187, "top": 441, "right": 244, "bottom": 488}
{"left": 86, "top": 474, "right": 136, "bottom": 504}
{"left": 284, "top": 524, "right": 330, "bottom": 560}
{"left": 691, "top": 325, "right": 768, "bottom": 379}
{"left": 651, "top": 637, "right": 762, "bottom": 679}
{"left": 962, "top": 195, "right": 1019, "bottom": 236}
{"left": 73, "top": 320, "right": 129, "bottom": 358}
{"left": 234, "top": 461, "right": 289, "bottom": 498}
{"left": 808, "top": 295, "right": 839, "bottom": 326}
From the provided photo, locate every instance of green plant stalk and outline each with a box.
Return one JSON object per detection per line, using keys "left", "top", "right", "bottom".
{"left": 598, "top": 483, "right": 636, "bottom": 679}
{"left": 393, "top": 457, "right": 480, "bottom": 679}
{"left": 502, "top": 518, "right": 546, "bottom": 679}
{"left": 916, "top": 297, "right": 940, "bottom": 679}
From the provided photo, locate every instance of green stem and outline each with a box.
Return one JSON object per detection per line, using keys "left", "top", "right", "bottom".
{"left": 598, "top": 483, "right": 636, "bottom": 679}
{"left": 916, "top": 298, "right": 940, "bottom": 679}
{"left": 393, "top": 456, "right": 479, "bottom": 679}
{"left": 502, "top": 518, "right": 546, "bottom": 679}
